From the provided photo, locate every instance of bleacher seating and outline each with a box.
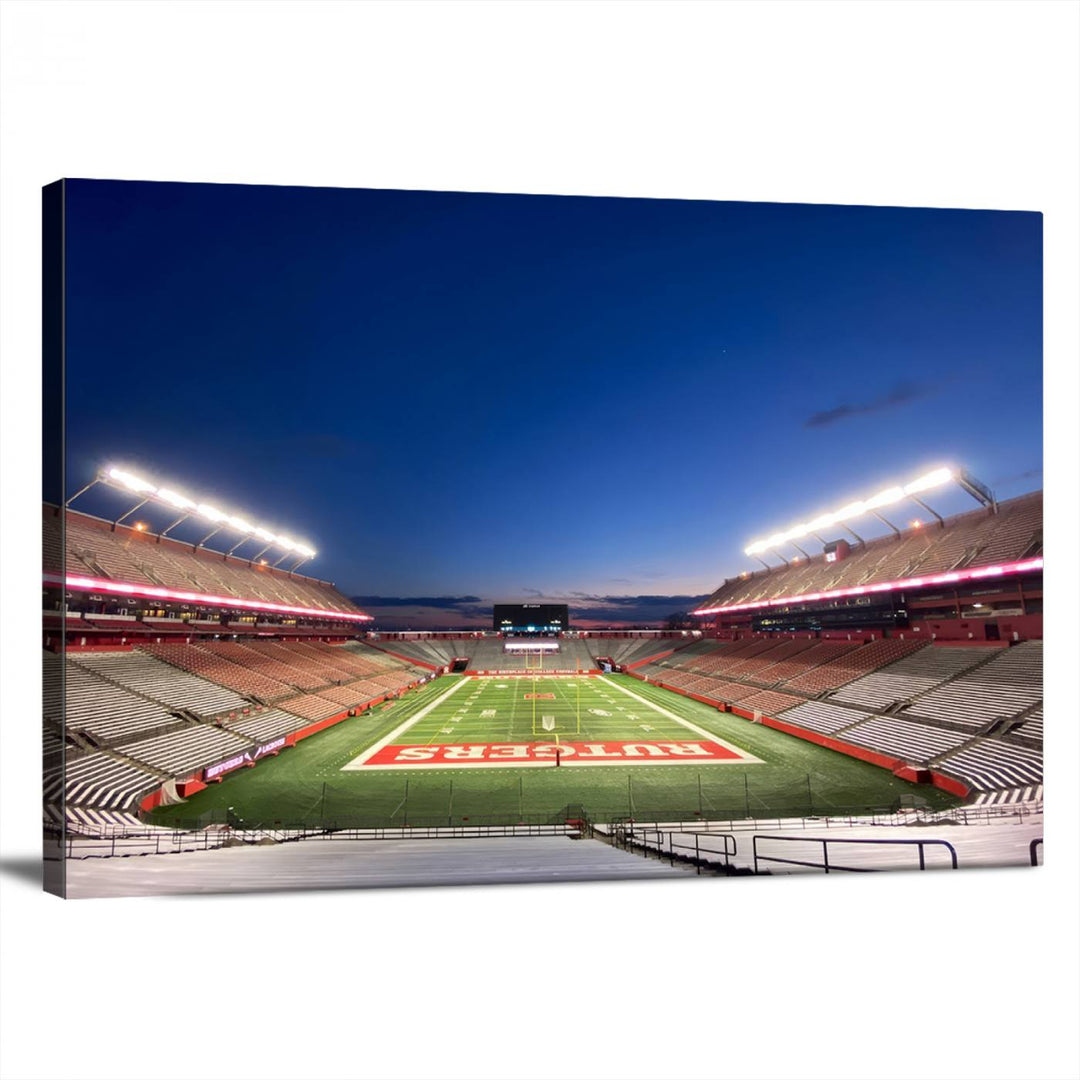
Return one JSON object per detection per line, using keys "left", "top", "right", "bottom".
{"left": 832, "top": 644, "right": 998, "bottom": 712}
{"left": 119, "top": 725, "right": 252, "bottom": 776}
{"left": 752, "top": 641, "right": 859, "bottom": 686}
{"left": 196, "top": 640, "right": 326, "bottom": 690}
{"left": 700, "top": 491, "right": 1042, "bottom": 612}
{"left": 48, "top": 505, "right": 364, "bottom": 616}
{"left": 220, "top": 708, "right": 300, "bottom": 742}
{"left": 70, "top": 649, "right": 249, "bottom": 718}
{"left": 141, "top": 642, "right": 296, "bottom": 700}
{"left": 62, "top": 661, "right": 179, "bottom": 743}
{"left": 778, "top": 637, "right": 924, "bottom": 694}
{"left": 278, "top": 694, "right": 345, "bottom": 722}
{"left": 840, "top": 715, "right": 970, "bottom": 763}
{"left": 772, "top": 700, "right": 864, "bottom": 736}
{"left": 1009, "top": 705, "right": 1042, "bottom": 744}
{"left": 727, "top": 637, "right": 818, "bottom": 681}
{"left": 733, "top": 689, "right": 804, "bottom": 716}
{"left": 935, "top": 738, "right": 1044, "bottom": 791}
{"left": 901, "top": 641, "right": 1042, "bottom": 729}
{"left": 45, "top": 751, "right": 161, "bottom": 811}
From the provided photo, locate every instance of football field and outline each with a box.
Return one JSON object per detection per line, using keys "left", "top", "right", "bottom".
{"left": 149, "top": 674, "right": 963, "bottom": 829}
{"left": 344, "top": 675, "right": 762, "bottom": 769}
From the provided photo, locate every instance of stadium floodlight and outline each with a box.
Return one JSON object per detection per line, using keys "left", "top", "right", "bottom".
{"left": 157, "top": 488, "right": 196, "bottom": 510}
{"left": 808, "top": 512, "right": 838, "bottom": 531}
{"left": 197, "top": 503, "right": 227, "bottom": 522}
{"left": 904, "top": 467, "right": 953, "bottom": 495}
{"left": 835, "top": 500, "right": 867, "bottom": 521}
{"left": 96, "top": 463, "right": 318, "bottom": 564}
{"left": 864, "top": 486, "right": 905, "bottom": 511}
{"left": 742, "top": 465, "right": 957, "bottom": 560}
{"left": 107, "top": 467, "right": 157, "bottom": 494}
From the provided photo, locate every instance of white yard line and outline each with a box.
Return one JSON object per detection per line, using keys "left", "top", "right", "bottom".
{"left": 598, "top": 676, "right": 763, "bottom": 764}
{"left": 341, "top": 677, "right": 473, "bottom": 770}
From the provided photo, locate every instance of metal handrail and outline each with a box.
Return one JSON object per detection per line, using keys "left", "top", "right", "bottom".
{"left": 614, "top": 825, "right": 737, "bottom": 873}
{"left": 752, "top": 834, "right": 959, "bottom": 873}
{"left": 1029, "top": 837, "right": 1043, "bottom": 866}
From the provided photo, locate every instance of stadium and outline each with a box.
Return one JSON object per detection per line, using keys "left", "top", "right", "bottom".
{"left": 44, "top": 460, "right": 1044, "bottom": 896}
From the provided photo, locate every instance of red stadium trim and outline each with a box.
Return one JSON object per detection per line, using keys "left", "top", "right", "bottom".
{"left": 690, "top": 557, "right": 1043, "bottom": 616}
{"left": 44, "top": 572, "right": 373, "bottom": 622}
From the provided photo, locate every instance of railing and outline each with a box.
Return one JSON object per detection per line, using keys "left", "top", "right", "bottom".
{"left": 752, "top": 834, "right": 959, "bottom": 874}
{"left": 1030, "top": 837, "right": 1043, "bottom": 866}
{"left": 65, "top": 829, "right": 235, "bottom": 859}
{"left": 63, "top": 819, "right": 589, "bottom": 858}
{"left": 613, "top": 825, "right": 737, "bottom": 874}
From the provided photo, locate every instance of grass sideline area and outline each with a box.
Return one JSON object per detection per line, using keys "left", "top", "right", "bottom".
{"left": 149, "top": 674, "right": 961, "bottom": 828}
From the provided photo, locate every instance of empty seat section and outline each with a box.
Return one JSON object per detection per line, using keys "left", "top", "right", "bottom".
{"left": 121, "top": 725, "right": 252, "bottom": 775}
{"left": 773, "top": 700, "right": 865, "bottom": 736}
{"left": 141, "top": 642, "right": 295, "bottom": 700}
{"left": 831, "top": 644, "right": 997, "bottom": 711}
{"left": 62, "top": 662, "right": 179, "bottom": 743}
{"left": 754, "top": 641, "right": 859, "bottom": 686}
{"left": 936, "top": 739, "right": 1043, "bottom": 791}
{"left": 902, "top": 642, "right": 1042, "bottom": 728}
{"left": 732, "top": 689, "right": 804, "bottom": 715}
{"left": 840, "top": 715, "right": 969, "bottom": 763}
{"left": 74, "top": 649, "right": 249, "bottom": 718}
{"left": 779, "top": 638, "right": 924, "bottom": 694}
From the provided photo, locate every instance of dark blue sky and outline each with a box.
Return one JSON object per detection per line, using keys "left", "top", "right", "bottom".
{"left": 63, "top": 180, "right": 1041, "bottom": 615}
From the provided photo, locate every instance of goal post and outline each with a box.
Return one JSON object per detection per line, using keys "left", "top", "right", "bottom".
{"left": 530, "top": 709, "right": 581, "bottom": 736}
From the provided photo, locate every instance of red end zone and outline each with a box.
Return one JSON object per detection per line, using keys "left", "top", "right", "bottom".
{"left": 363, "top": 740, "right": 746, "bottom": 768}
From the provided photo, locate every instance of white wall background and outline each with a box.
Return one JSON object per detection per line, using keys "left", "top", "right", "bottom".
{"left": 2, "top": 3, "right": 1077, "bottom": 1079}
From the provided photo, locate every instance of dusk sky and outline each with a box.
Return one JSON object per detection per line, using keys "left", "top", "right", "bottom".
{"left": 63, "top": 180, "right": 1042, "bottom": 627}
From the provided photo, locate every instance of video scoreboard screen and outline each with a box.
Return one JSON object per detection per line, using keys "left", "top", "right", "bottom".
{"left": 494, "top": 603, "right": 569, "bottom": 634}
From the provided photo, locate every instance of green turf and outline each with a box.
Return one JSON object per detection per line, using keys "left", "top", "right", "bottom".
{"left": 149, "top": 674, "right": 961, "bottom": 829}
{"left": 388, "top": 674, "right": 727, "bottom": 744}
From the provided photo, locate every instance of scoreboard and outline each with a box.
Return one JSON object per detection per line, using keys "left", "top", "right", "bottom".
{"left": 494, "top": 603, "right": 569, "bottom": 634}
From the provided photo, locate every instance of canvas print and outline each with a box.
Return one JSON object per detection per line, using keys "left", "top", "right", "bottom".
{"left": 42, "top": 180, "right": 1043, "bottom": 897}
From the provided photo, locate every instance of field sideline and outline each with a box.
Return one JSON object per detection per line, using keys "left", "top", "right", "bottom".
{"left": 149, "top": 674, "right": 961, "bottom": 828}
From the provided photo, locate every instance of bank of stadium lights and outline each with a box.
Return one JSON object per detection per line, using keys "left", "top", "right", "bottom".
{"left": 743, "top": 467, "right": 957, "bottom": 560}
{"left": 86, "top": 466, "right": 318, "bottom": 563}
